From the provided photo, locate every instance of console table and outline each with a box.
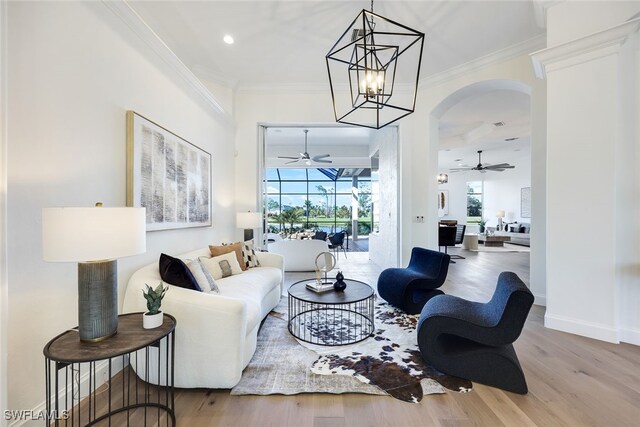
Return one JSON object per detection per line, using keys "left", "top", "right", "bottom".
{"left": 43, "top": 313, "right": 176, "bottom": 426}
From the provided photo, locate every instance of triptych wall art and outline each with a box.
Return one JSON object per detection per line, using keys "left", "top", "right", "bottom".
{"left": 127, "top": 111, "right": 211, "bottom": 231}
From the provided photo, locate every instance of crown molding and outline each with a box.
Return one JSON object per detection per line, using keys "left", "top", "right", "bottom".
{"left": 530, "top": 17, "right": 640, "bottom": 79}
{"left": 191, "top": 64, "right": 238, "bottom": 90}
{"left": 101, "top": 1, "right": 231, "bottom": 122}
{"left": 420, "top": 34, "right": 547, "bottom": 89}
{"left": 532, "top": 0, "right": 564, "bottom": 30}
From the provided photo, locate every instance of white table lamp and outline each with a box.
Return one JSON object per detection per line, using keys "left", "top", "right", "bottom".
{"left": 42, "top": 204, "right": 146, "bottom": 342}
{"left": 237, "top": 212, "right": 262, "bottom": 241}
{"left": 496, "top": 210, "right": 505, "bottom": 231}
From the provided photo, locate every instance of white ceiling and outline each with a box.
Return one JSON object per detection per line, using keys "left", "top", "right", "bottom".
{"left": 128, "top": 0, "right": 545, "bottom": 88}
{"left": 438, "top": 89, "right": 531, "bottom": 171}
{"left": 128, "top": 0, "right": 537, "bottom": 171}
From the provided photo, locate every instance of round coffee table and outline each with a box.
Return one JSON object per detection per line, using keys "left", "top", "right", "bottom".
{"left": 288, "top": 278, "right": 375, "bottom": 346}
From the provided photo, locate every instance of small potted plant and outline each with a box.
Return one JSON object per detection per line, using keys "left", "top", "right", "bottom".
{"left": 142, "top": 282, "right": 168, "bottom": 329}
{"left": 478, "top": 219, "right": 487, "bottom": 234}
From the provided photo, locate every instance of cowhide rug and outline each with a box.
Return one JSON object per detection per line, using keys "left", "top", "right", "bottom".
{"left": 231, "top": 299, "right": 472, "bottom": 403}
{"left": 301, "top": 301, "right": 472, "bottom": 403}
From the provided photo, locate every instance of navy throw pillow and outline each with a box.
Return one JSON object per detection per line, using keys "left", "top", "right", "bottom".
{"left": 159, "top": 253, "right": 202, "bottom": 292}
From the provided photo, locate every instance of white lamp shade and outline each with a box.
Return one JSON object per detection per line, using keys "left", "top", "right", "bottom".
{"left": 496, "top": 210, "right": 506, "bottom": 218}
{"left": 236, "top": 212, "right": 262, "bottom": 229}
{"left": 43, "top": 207, "right": 146, "bottom": 262}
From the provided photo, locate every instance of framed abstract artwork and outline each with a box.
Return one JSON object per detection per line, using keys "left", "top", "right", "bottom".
{"left": 521, "top": 187, "right": 531, "bottom": 218}
{"left": 126, "top": 111, "right": 211, "bottom": 231}
{"left": 437, "top": 190, "right": 449, "bottom": 217}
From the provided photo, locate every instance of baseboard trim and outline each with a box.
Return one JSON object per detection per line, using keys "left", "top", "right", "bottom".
{"left": 9, "top": 360, "right": 124, "bottom": 427}
{"left": 619, "top": 328, "right": 640, "bottom": 346}
{"left": 533, "top": 293, "right": 546, "bottom": 306}
{"left": 544, "top": 313, "right": 619, "bottom": 343}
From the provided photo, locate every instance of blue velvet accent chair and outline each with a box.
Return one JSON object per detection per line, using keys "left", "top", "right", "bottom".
{"left": 377, "top": 247, "right": 450, "bottom": 314}
{"left": 417, "top": 271, "right": 534, "bottom": 394}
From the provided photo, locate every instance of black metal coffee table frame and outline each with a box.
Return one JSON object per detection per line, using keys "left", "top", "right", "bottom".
{"left": 288, "top": 278, "right": 375, "bottom": 346}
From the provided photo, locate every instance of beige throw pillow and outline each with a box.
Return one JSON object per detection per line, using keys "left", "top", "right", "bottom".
{"left": 209, "top": 243, "right": 246, "bottom": 271}
{"left": 201, "top": 252, "right": 243, "bottom": 280}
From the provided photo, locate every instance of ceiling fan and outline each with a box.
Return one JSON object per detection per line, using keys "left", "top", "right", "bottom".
{"left": 450, "top": 150, "right": 515, "bottom": 173}
{"left": 278, "top": 129, "right": 332, "bottom": 165}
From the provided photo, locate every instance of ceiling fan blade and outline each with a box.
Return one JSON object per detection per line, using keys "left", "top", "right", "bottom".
{"left": 278, "top": 156, "right": 300, "bottom": 160}
{"left": 312, "top": 154, "right": 331, "bottom": 160}
{"left": 285, "top": 159, "right": 300, "bottom": 164}
{"left": 484, "top": 164, "right": 514, "bottom": 170}
{"left": 314, "top": 159, "right": 332, "bottom": 164}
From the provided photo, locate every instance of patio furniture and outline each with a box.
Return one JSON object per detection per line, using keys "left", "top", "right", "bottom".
{"left": 328, "top": 231, "right": 347, "bottom": 259}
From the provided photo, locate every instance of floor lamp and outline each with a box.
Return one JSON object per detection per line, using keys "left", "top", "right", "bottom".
{"left": 237, "top": 212, "right": 262, "bottom": 242}
{"left": 42, "top": 205, "right": 146, "bottom": 342}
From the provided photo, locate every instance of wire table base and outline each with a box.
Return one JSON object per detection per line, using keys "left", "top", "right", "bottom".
{"left": 288, "top": 279, "right": 375, "bottom": 346}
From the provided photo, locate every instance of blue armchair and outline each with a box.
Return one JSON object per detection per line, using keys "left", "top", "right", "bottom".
{"left": 377, "top": 247, "right": 450, "bottom": 314}
{"left": 417, "top": 271, "right": 534, "bottom": 394}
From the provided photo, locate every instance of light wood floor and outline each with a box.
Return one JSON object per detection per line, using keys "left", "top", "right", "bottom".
{"left": 95, "top": 249, "right": 640, "bottom": 426}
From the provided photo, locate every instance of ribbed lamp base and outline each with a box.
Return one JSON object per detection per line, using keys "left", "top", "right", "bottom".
{"left": 78, "top": 260, "right": 118, "bottom": 343}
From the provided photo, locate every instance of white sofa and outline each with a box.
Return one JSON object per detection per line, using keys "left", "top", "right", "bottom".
{"left": 267, "top": 239, "right": 329, "bottom": 271}
{"left": 122, "top": 247, "right": 284, "bottom": 389}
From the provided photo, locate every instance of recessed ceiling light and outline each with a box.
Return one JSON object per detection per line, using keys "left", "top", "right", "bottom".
{"left": 223, "top": 35, "right": 234, "bottom": 45}
{"left": 454, "top": 158, "right": 462, "bottom": 162}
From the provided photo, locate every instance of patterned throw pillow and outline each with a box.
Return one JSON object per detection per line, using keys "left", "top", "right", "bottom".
{"left": 242, "top": 240, "right": 261, "bottom": 269}
{"left": 200, "top": 252, "right": 243, "bottom": 280}
{"left": 186, "top": 258, "right": 219, "bottom": 293}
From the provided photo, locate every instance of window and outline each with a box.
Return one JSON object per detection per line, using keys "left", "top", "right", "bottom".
{"left": 263, "top": 168, "right": 373, "bottom": 235}
{"left": 467, "top": 181, "right": 483, "bottom": 223}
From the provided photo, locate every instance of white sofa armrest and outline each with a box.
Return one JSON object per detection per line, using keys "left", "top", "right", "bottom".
{"left": 123, "top": 268, "right": 249, "bottom": 388}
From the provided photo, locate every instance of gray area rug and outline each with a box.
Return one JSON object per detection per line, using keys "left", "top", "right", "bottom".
{"left": 230, "top": 304, "right": 386, "bottom": 396}
{"left": 231, "top": 299, "right": 472, "bottom": 402}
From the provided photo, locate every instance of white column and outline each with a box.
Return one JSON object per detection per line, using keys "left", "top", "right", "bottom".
{"left": 531, "top": 18, "right": 640, "bottom": 343}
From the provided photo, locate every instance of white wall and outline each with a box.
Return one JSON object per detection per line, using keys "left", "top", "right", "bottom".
{"left": 368, "top": 127, "right": 399, "bottom": 269}
{"left": 536, "top": 4, "right": 640, "bottom": 344}
{"left": 0, "top": 0, "right": 8, "bottom": 423}
{"left": 5, "top": 1, "right": 234, "bottom": 419}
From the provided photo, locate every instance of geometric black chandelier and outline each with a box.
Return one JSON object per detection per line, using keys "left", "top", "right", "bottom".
{"left": 326, "top": 0, "right": 425, "bottom": 129}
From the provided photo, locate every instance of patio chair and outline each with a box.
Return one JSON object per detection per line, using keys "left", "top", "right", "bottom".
{"left": 328, "top": 231, "right": 347, "bottom": 259}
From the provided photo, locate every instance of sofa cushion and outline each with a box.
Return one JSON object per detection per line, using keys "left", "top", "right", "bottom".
{"left": 216, "top": 267, "right": 283, "bottom": 335}
{"left": 210, "top": 243, "right": 246, "bottom": 271}
{"left": 201, "top": 252, "right": 243, "bottom": 280}
{"left": 159, "top": 253, "right": 202, "bottom": 292}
